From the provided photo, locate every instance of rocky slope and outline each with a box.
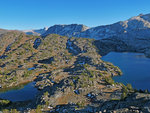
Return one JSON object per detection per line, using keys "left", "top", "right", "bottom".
{"left": 0, "top": 29, "right": 9, "bottom": 35}
{"left": 0, "top": 32, "right": 150, "bottom": 113}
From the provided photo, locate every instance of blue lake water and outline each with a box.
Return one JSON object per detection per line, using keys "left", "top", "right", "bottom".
{"left": 0, "top": 82, "right": 38, "bottom": 102}
{"left": 102, "top": 52, "right": 150, "bottom": 91}
{"left": 28, "top": 67, "right": 36, "bottom": 71}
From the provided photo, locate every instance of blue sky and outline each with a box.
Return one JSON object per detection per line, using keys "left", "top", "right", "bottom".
{"left": 1, "top": 0, "right": 150, "bottom": 30}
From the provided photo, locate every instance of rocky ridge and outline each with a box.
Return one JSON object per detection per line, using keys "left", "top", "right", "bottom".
{"left": 41, "top": 14, "right": 150, "bottom": 40}
{"left": 0, "top": 31, "right": 150, "bottom": 112}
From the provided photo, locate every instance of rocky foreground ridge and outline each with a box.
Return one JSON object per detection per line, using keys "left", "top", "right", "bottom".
{"left": 0, "top": 31, "right": 150, "bottom": 112}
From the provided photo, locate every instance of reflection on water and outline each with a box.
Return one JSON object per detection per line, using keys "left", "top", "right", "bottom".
{"left": 102, "top": 52, "right": 150, "bottom": 90}
{"left": 0, "top": 82, "right": 38, "bottom": 102}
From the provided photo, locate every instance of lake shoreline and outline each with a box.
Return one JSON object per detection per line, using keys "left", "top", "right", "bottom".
{"left": 102, "top": 52, "right": 150, "bottom": 91}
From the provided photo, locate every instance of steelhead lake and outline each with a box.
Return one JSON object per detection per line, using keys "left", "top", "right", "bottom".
{"left": 102, "top": 52, "right": 150, "bottom": 91}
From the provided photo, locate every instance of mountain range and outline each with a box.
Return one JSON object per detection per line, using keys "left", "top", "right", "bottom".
{"left": 21, "top": 13, "right": 150, "bottom": 57}
{"left": 22, "top": 13, "right": 150, "bottom": 39}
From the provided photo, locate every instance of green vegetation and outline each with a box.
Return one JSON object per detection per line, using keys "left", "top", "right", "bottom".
{"left": 44, "top": 91, "right": 49, "bottom": 97}
{"left": 76, "top": 101, "right": 85, "bottom": 108}
{"left": 121, "top": 83, "right": 133, "bottom": 100}
{"left": 126, "top": 83, "right": 133, "bottom": 91}
{"left": 23, "top": 70, "right": 33, "bottom": 77}
{"left": 2, "top": 109, "right": 19, "bottom": 113}
{"left": 0, "top": 99, "right": 10, "bottom": 106}
{"left": 104, "top": 77, "right": 115, "bottom": 85}
{"left": 35, "top": 105, "right": 42, "bottom": 113}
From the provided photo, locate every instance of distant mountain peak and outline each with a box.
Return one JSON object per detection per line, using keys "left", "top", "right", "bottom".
{"left": 22, "top": 27, "right": 48, "bottom": 36}
{"left": 43, "top": 27, "right": 49, "bottom": 31}
{"left": 42, "top": 24, "right": 89, "bottom": 37}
